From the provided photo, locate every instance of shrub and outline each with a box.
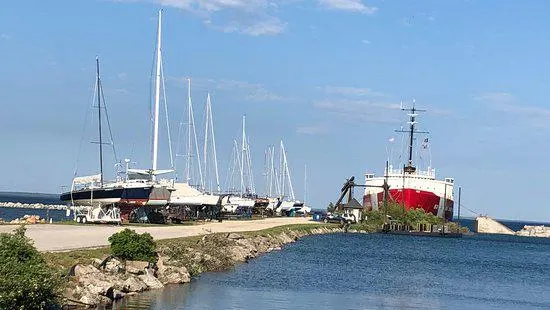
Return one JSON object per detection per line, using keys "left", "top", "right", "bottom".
{"left": 108, "top": 228, "right": 157, "bottom": 263}
{"left": 0, "top": 226, "right": 61, "bottom": 310}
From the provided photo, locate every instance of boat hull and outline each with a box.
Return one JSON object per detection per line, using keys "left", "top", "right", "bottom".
{"left": 60, "top": 188, "right": 124, "bottom": 207}
{"left": 363, "top": 188, "right": 453, "bottom": 221}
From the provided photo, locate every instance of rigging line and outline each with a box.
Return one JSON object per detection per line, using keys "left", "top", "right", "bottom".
{"left": 160, "top": 60, "right": 174, "bottom": 170}
{"left": 73, "top": 76, "right": 97, "bottom": 177}
{"left": 99, "top": 78, "right": 118, "bottom": 164}
{"left": 458, "top": 203, "right": 480, "bottom": 216}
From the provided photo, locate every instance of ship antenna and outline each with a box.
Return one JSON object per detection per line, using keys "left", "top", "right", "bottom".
{"left": 395, "top": 99, "right": 428, "bottom": 173}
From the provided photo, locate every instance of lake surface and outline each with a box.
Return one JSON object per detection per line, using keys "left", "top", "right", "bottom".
{"left": 0, "top": 192, "right": 66, "bottom": 221}
{"left": 116, "top": 232, "right": 550, "bottom": 310}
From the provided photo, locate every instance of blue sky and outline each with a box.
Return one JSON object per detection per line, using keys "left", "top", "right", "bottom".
{"left": 1, "top": 0, "right": 550, "bottom": 221}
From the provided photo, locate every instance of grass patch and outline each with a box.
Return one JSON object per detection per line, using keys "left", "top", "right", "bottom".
{"left": 43, "top": 247, "right": 110, "bottom": 272}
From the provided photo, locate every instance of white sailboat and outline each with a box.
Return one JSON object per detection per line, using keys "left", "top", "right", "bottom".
{"left": 221, "top": 115, "right": 256, "bottom": 213}
{"left": 274, "top": 140, "right": 305, "bottom": 215}
{"left": 117, "top": 9, "right": 175, "bottom": 219}
{"left": 170, "top": 83, "right": 221, "bottom": 207}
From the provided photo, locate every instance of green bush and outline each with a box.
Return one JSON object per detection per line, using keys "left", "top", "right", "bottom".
{"left": 108, "top": 228, "right": 157, "bottom": 263}
{"left": 0, "top": 226, "right": 61, "bottom": 310}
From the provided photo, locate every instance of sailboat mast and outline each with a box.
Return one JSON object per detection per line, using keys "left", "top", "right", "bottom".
{"left": 304, "top": 163, "right": 307, "bottom": 205}
{"left": 152, "top": 9, "right": 162, "bottom": 177}
{"left": 208, "top": 94, "right": 221, "bottom": 192}
{"left": 186, "top": 78, "right": 192, "bottom": 183}
{"left": 96, "top": 56, "right": 104, "bottom": 186}
{"left": 203, "top": 94, "right": 210, "bottom": 191}
{"left": 240, "top": 115, "right": 246, "bottom": 196}
{"left": 281, "top": 140, "right": 295, "bottom": 200}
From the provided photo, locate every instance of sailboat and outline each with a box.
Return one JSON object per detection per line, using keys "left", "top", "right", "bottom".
{"left": 170, "top": 86, "right": 220, "bottom": 207}
{"left": 60, "top": 57, "right": 124, "bottom": 218}
{"left": 221, "top": 115, "right": 256, "bottom": 212}
{"left": 274, "top": 140, "right": 304, "bottom": 215}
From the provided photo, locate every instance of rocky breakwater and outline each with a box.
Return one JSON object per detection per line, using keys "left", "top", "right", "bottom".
{"left": 5, "top": 214, "right": 47, "bottom": 224}
{"left": 64, "top": 225, "right": 343, "bottom": 308}
{"left": 516, "top": 225, "right": 550, "bottom": 238}
{"left": 0, "top": 201, "right": 66, "bottom": 210}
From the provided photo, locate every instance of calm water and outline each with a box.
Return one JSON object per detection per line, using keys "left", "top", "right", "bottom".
{"left": 116, "top": 232, "right": 550, "bottom": 310}
{"left": 0, "top": 192, "right": 66, "bottom": 221}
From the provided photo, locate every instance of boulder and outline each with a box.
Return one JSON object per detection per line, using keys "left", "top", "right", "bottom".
{"left": 226, "top": 232, "right": 245, "bottom": 240}
{"left": 138, "top": 268, "right": 164, "bottom": 289}
{"left": 106, "top": 287, "right": 125, "bottom": 300}
{"left": 125, "top": 260, "right": 149, "bottom": 274}
{"left": 104, "top": 258, "right": 123, "bottom": 273}
{"left": 74, "top": 264, "right": 100, "bottom": 277}
{"left": 121, "top": 277, "right": 148, "bottom": 293}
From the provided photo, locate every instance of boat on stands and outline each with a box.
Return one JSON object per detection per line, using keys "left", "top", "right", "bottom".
{"left": 362, "top": 102, "right": 454, "bottom": 221}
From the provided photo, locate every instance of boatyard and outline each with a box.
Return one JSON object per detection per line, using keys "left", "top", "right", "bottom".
{"left": 2, "top": 1, "right": 550, "bottom": 310}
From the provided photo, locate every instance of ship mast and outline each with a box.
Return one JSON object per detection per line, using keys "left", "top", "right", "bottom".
{"left": 96, "top": 56, "right": 104, "bottom": 186}
{"left": 395, "top": 100, "right": 428, "bottom": 173}
{"left": 152, "top": 9, "right": 162, "bottom": 180}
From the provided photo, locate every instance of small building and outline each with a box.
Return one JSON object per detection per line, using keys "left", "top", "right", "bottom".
{"left": 340, "top": 198, "right": 363, "bottom": 222}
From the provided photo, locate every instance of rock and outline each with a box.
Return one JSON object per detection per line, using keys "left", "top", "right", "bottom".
{"left": 84, "top": 278, "right": 114, "bottom": 296}
{"left": 121, "top": 277, "right": 148, "bottom": 293}
{"left": 157, "top": 257, "right": 191, "bottom": 284}
{"left": 106, "top": 287, "right": 125, "bottom": 300}
{"left": 105, "top": 258, "right": 123, "bottom": 273}
{"left": 516, "top": 225, "right": 550, "bottom": 238}
{"left": 125, "top": 260, "right": 149, "bottom": 274}
{"left": 74, "top": 264, "right": 100, "bottom": 277}
{"left": 226, "top": 232, "right": 245, "bottom": 240}
{"left": 138, "top": 268, "right": 164, "bottom": 289}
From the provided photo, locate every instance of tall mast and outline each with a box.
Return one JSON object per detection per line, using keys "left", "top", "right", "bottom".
{"left": 304, "top": 163, "right": 307, "bottom": 205}
{"left": 395, "top": 99, "right": 427, "bottom": 171}
{"left": 203, "top": 93, "right": 209, "bottom": 190}
{"left": 203, "top": 93, "right": 220, "bottom": 192}
{"left": 281, "top": 140, "right": 295, "bottom": 200}
{"left": 240, "top": 115, "right": 246, "bottom": 196}
{"left": 96, "top": 56, "right": 104, "bottom": 186}
{"left": 186, "top": 78, "right": 192, "bottom": 183}
{"left": 209, "top": 94, "right": 220, "bottom": 192}
{"left": 152, "top": 9, "right": 162, "bottom": 177}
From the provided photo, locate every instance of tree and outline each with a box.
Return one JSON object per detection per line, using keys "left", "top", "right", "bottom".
{"left": 327, "top": 202, "right": 335, "bottom": 213}
{"left": 108, "top": 228, "right": 157, "bottom": 263}
{"left": 0, "top": 226, "right": 61, "bottom": 309}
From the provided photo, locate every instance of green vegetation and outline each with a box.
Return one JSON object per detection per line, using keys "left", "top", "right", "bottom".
{"left": 0, "top": 226, "right": 62, "bottom": 310}
{"left": 363, "top": 203, "right": 443, "bottom": 226}
{"left": 108, "top": 228, "right": 157, "bottom": 263}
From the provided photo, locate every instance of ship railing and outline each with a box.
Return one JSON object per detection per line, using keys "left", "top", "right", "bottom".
{"left": 384, "top": 167, "right": 436, "bottom": 177}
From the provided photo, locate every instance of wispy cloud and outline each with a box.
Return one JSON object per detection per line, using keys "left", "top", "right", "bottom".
{"left": 313, "top": 98, "right": 401, "bottom": 123}
{"left": 168, "top": 76, "right": 290, "bottom": 102}
{"left": 320, "top": 85, "right": 385, "bottom": 97}
{"left": 297, "top": 125, "right": 328, "bottom": 135}
{"left": 318, "top": 0, "right": 377, "bottom": 14}
{"left": 0, "top": 34, "right": 10, "bottom": 40}
{"left": 115, "top": 0, "right": 377, "bottom": 35}
{"left": 474, "top": 92, "right": 550, "bottom": 128}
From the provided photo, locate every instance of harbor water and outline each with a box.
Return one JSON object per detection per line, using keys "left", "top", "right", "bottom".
{"left": 116, "top": 232, "right": 550, "bottom": 310}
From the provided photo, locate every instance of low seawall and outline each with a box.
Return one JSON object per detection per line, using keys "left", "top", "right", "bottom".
{"left": 474, "top": 216, "right": 515, "bottom": 235}
{"left": 59, "top": 225, "right": 344, "bottom": 308}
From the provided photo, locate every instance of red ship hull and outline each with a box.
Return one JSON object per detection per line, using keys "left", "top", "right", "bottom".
{"left": 363, "top": 188, "right": 453, "bottom": 221}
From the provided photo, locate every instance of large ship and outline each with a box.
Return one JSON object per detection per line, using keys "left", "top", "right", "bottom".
{"left": 363, "top": 104, "right": 454, "bottom": 221}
